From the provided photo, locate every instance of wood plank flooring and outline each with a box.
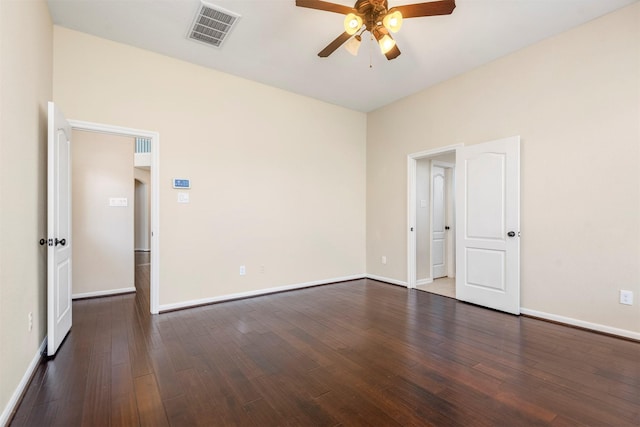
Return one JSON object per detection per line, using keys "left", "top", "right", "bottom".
{"left": 10, "top": 253, "right": 640, "bottom": 426}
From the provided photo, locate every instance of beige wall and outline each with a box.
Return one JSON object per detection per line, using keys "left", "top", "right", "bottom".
{"left": 53, "top": 27, "right": 367, "bottom": 307}
{"left": 0, "top": 0, "right": 52, "bottom": 421}
{"left": 367, "top": 3, "right": 640, "bottom": 333}
{"left": 72, "top": 130, "right": 135, "bottom": 296}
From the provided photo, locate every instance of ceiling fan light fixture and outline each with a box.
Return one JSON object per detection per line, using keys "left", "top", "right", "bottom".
{"left": 344, "top": 34, "right": 362, "bottom": 56}
{"left": 383, "top": 10, "right": 403, "bottom": 33}
{"left": 296, "top": 0, "right": 456, "bottom": 61}
{"left": 343, "top": 13, "right": 363, "bottom": 35}
{"left": 378, "top": 34, "right": 396, "bottom": 54}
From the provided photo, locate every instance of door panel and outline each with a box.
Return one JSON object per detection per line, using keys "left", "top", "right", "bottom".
{"left": 456, "top": 136, "right": 520, "bottom": 315}
{"left": 432, "top": 165, "right": 446, "bottom": 278}
{"left": 466, "top": 153, "right": 505, "bottom": 239}
{"left": 48, "top": 102, "right": 73, "bottom": 356}
{"left": 466, "top": 248, "right": 505, "bottom": 291}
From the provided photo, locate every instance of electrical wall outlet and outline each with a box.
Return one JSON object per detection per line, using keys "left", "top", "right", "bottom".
{"left": 239, "top": 265, "right": 246, "bottom": 276}
{"left": 381, "top": 256, "right": 387, "bottom": 265}
{"left": 28, "top": 312, "right": 33, "bottom": 332}
{"left": 619, "top": 290, "right": 633, "bottom": 305}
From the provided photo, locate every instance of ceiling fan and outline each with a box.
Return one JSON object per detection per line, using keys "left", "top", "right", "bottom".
{"left": 296, "top": 0, "right": 456, "bottom": 60}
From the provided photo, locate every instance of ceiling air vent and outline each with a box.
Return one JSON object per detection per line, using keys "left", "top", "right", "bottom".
{"left": 188, "top": 2, "right": 240, "bottom": 48}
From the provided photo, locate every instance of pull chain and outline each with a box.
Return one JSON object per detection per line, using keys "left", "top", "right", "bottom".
{"left": 369, "top": 33, "right": 373, "bottom": 68}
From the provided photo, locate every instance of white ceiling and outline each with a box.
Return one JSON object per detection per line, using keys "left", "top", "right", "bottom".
{"left": 47, "top": 0, "right": 637, "bottom": 112}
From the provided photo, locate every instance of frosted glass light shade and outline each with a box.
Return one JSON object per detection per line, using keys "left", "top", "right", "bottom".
{"left": 383, "top": 11, "right": 403, "bottom": 33}
{"left": 344, "top": 35, "right": 362, "bottom": 56}
{"left": 344, "top": 13, "right": 363, "bottom": 35}
{"left": 378, "top": 34, "right": 396, "bottom": 54}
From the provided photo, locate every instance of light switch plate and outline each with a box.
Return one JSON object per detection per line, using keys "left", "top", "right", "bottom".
{"left": 177, "top": 192, "right": 189, "bottom": 203}
{"left": 109, "top": 197, "right": 128, "bottom": 207}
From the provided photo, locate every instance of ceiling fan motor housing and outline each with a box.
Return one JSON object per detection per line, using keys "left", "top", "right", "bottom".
{"left": 354, "top": 0, "right": 390, "bottom": 31}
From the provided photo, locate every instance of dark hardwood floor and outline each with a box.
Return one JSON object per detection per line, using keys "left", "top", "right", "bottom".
{"left": 10, "top": 253, "right": 640, "bottom": 426}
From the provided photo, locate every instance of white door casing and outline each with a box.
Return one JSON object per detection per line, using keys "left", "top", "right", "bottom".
{"left": 431, "top": 164, "right": 447, "bottom": 278}
{"left": 407, "top": 145, "right": 462, "bottom": 288}
{"left": 47, "top": 102, "right": 73, "bottom": 356}
{"left": 68, "top": 119, "right": 160, "bottom": 314}
{"left": 455, "top": 136, "right": 520, "bottom": 315}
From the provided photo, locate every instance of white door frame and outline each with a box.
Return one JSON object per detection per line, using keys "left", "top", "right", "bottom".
{"left": 430, "top": 160, "right": 455, "bottom": 280}
{"left": 68, "top": 119, "right": 160, "bottom": 314}
{"left": 407, "top": 144, "right": 462, "bottom": 288}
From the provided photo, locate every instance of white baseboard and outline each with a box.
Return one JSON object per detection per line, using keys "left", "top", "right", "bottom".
{"left": 72, "top": 286, "right": 136, "bottom": 300}
{"left": 521, "top": 308, "right": 640, "bottom": 341}
{"left": 0, "top": 337, "right": 47, "bottom": 426}
{"left": 158, "top": 274, "right": 366, "bottom": 312}
{"left": 365, "top": 274, "right": 409, "bottom": 288}
{"left": 416, "top": 278, "right": 433, "bottom": 286}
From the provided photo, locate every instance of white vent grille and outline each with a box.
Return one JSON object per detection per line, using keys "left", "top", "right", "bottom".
{"left": 188, "top": 2, "right": 240, "bottom": 48}
{"left": 135, "top": 137, "right": 151, "bottom": 153}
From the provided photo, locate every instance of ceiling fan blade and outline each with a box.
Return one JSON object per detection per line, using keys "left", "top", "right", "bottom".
{"left": 390, "top": 0, "right": 456, "bottom": 18}
{"left": 296, "top": 0, "right": 354, "bottom": 15}
{"left": 318, "top": 31, "right": 352, "bottom": 57}
{"left": 385, "top": 44, "right": 401, "bottom": 60}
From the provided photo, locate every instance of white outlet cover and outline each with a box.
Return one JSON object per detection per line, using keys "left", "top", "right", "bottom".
{"left": 620, "top": 290, "right": 633, "bottom": 305}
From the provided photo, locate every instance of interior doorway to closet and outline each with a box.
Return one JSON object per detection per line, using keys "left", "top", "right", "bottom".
{"left": 407, "top": 145, "right": 459, "bottom": 299}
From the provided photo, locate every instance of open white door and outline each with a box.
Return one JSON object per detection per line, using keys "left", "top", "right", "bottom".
{"left": 47, "top": 102, "right": 73, "bottom": 356}
{"left": 456, "top": 136, "right": 520, "bottom": 315}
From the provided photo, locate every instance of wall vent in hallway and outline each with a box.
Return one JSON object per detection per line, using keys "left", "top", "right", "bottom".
{"left": 188, "top": 2, "right": 240, "bottom": 48}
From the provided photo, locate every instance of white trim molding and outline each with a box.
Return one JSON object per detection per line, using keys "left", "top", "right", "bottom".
{"left": 159, "top": 275, "right": 366, "bottom": 312}
{"left": 0, "top": 337, "right": 47, "bottom": 426}
{"left": 72, "top": 287, "right": 136, "bottom": 300}
{"left": 366, "top": 274, "right": 409, "bottom": 288}
{"left": 521, "top": 308, "right": 640, "bottom": 341}
{"left": 416, "top": 278, "right": 433, "bottom": 286}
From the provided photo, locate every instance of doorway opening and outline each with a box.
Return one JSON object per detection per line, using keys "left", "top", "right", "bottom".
{"left": 68, "top": 120, "right": 160, "bottom": 314}
{"left": 407, "top": 144, "right": 461, "bottom": 297}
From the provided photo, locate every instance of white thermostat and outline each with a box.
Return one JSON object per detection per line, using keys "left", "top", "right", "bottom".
{"left": 172, "top": 178, "right": 191, "bottom": 189}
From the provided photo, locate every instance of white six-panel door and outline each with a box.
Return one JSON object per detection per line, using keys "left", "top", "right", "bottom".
{"left": 47, "top": 102, "right": 73, "bottom": 356}
{"left": 455, "top": 136, "right": 520, "bottom": 315}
